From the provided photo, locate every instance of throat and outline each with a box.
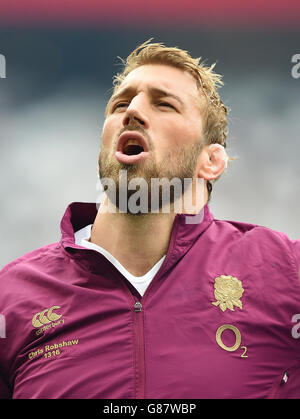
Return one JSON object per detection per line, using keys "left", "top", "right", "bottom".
{"left": 123, "top": 144, "right": 144, "bottom": 155}
{"left": 90, "top": 210, "right": 176, "bottom": 276}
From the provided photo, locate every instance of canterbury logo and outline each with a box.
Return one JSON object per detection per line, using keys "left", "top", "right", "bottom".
{"left": 32, "top": 306, "right": 62, "bottom": 328}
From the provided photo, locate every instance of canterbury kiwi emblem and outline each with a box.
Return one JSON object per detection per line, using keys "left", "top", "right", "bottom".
{"left": 32, "top": 306, "right": 62, "bottom": 328}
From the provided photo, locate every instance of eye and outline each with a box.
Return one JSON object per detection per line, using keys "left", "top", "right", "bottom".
{"left": 158, "top": 102, "right": 175, "bottom": 109}
{"left": 113, "top": 102, "right": 128, "bottom": 111}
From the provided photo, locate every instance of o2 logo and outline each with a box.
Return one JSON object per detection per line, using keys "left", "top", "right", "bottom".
{"left": 291, "top": 54, "right": 300, "bottom": 79}
{"left": 216, "top": 324, "right": 248, "bottom": 358}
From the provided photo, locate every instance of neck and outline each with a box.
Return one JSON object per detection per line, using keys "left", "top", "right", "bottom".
{"left": 90, "top": 198, "right": 176, "bottom": 276}
{"left": 90, "top": 182, "right": 207, "bottom": 276}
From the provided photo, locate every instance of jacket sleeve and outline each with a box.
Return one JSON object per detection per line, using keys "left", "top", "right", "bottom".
{"left": 0, "top": 264, "right": 14, "bottom": 399}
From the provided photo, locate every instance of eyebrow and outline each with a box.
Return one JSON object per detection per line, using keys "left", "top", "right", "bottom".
{"left": 109, "top": 86, "right": 185, "bottom": 108}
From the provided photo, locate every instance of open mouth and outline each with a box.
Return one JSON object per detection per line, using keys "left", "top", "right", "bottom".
{"left": 123, "top": 139, "right": 144, "bottom": 156}
{"left": 115, "top": 132, "right": 150, "bottom": 164}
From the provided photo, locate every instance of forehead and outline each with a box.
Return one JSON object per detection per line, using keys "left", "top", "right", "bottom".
{"left": 114, "top": 64, "right": 201, "bottom": 107}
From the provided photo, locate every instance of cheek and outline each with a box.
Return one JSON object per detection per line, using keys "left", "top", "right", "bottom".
{"left": 101, "top": 119, "right": 118, "bottom": 148}
{"left": 161, "top": 121, "right": 202, "bottom": 150}
{"left": 156, "top": 120, "right": 184, "bottom": 146}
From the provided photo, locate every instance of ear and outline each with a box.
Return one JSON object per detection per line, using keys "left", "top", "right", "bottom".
{"left": 197, "top": 144, "right": 228, "bottom": 180}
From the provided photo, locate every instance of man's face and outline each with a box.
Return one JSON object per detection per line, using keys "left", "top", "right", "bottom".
{"left": 99, "top": 64, "right": 205, "bottom": 209}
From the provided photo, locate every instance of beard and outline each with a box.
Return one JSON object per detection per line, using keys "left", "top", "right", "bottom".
{"left": 98, "top": 139, "right": 203, "bottom": 214}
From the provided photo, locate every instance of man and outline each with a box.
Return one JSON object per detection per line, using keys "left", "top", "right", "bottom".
{"left": 0, "top": 39, "right": 300, "bottom": 399}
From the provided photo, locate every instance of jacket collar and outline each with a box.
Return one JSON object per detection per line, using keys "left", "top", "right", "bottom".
{"left": 60, "top": 201, "right": 214, "bottom": 260}
{"left": 60, "top": 202, "right": 98, "bottom": 250}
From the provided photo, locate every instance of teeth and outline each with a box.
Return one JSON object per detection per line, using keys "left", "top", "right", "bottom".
{"left": 125, "top": 139, "right": 141, "bottom": 146}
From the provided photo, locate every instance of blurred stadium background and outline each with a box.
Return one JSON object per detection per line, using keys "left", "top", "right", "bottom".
{"left": 0, "top": 0, "right": 299, "bottom": 267}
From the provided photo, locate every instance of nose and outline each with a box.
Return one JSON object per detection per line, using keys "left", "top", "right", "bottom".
{"left": 122, "top": 95, "right": 149, "bottom": 129}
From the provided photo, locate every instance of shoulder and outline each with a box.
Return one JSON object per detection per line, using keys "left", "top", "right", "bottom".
{"left": 212, "top": 217, "right": 300, "bottom": 277}
{"left": 214, "top": 217, "right": 295, "bottom": 245}
{"left": 0, "top": 242, "right": 63, "bottom": 284}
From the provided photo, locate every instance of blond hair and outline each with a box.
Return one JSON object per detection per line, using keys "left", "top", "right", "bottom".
{"left": 106, "top": 39, "right": 230, "bottom": 199}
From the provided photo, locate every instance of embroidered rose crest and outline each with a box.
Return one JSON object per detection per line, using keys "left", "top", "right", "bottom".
{"left": 212, "top": 275, "right": 244, "bottom": 312}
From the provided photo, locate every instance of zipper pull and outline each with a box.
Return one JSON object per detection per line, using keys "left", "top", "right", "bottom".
{"left": 134, "top": 302, "right": 142, "bottom": 312}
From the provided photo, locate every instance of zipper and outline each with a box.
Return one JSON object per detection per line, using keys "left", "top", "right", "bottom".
{"left": 87, "top": 215, "right": 180, "bottom": 398}
{"left": 128, "top": 217, "right": 180, "bottom": 398}
{"left": 128, "top": 217, "right": 179, "bottom": 399}
{"left": 133, "top": 301, "right": 145, "bottom": 399}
